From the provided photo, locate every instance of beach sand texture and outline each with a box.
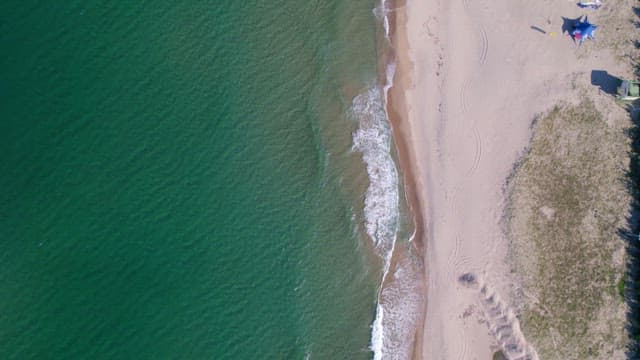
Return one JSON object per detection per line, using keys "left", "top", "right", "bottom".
{"left": 388, "top": 0, "right": 636, "bottom": 358}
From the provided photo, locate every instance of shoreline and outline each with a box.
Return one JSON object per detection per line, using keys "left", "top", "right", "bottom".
{"left": 369, "top": 0, "right": 428, "bottom": 358}
{"left": 382, "top": 1, "right": 426, "bottom": 359}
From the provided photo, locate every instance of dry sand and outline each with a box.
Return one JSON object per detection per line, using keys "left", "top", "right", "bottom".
{"left": 387, "top": 0, "right": 632, "bottom": 358}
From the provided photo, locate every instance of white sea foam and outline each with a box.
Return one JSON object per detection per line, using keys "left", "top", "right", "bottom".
{"left": 353, "top": 3, "right": 423, "bottom": 357}
{"left": 351, "top": 86, "right": 399, "bottom": 269}
{"left": 371, "top": 301, "right": 385, "bottom": 359}
{"left": 351, "top": 85, "right": 404, "bottom": 359}
{"left": 351, "top": 84, "right": 424, "bottom": 359}
{"left": 374, "top": 0, "right": 392, "bottom": 40}
{"left": 373, "top": 258, "right": 424, "bottom": 360}
{"left": 383, "top": 61, "right": 396, "bottom": 104}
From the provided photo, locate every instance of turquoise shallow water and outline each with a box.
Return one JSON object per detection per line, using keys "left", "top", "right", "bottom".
{"left": 0, "top": 1, "right": 387, "bottom": 358}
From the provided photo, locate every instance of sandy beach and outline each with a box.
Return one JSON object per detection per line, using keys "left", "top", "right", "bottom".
{"left": 388, "top": 0, "right": 634, "bottom": 358}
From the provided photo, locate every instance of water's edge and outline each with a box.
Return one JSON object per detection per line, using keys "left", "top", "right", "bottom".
{"left": 354, "top": 1, "right": 426, "bottom": 358}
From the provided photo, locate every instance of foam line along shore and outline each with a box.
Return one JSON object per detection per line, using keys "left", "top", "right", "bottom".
{"left": 356, "top": 0, "right": 428, "bottom": 358}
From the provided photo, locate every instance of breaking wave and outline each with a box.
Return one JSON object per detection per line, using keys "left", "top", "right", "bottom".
{"left": 373, "top": 0, "right": 393, "bottom": 41}
{"left": 351, "top": 81, "right": 423, "bottom": 360}
{"left": 351, "top": 2, "right": 424, "bottom": 359}
{"left": 372, "top": 257, "right": 424, "bottom": 360}
{"left": 351, "top": 86, "right": 399, "bottom": 271}
{"left": 351, "top": 84, "right": 405, "bottom": 359}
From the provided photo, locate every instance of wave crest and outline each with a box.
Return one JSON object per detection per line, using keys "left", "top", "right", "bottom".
{"left": 351, "top": 86, "right": 399, "bottom": 267}
{"left": 351, "top": 85, "right": 424, "bottom": 359}
{"left": 373, "top": 258, "right": 424, "bottom": 360}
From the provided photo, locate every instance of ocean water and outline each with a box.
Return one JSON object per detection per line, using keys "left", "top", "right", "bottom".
{"left": 0, "top": 0, "right": 418, "bottom": 359}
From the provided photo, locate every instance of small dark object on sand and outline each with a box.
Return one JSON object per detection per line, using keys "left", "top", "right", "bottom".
{"left": 530, "top": 25, "right": 546, "bottom": 34}
{"left": 458, "top": 272, "right": 477, "bottom": 286}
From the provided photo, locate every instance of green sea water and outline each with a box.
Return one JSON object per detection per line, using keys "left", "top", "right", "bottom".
{"left": 0, "top": 1, "right": 388, "bottom": 358}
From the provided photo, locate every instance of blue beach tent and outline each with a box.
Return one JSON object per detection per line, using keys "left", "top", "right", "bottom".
{"left": 570, "top": 16, "right": 597, "bottom": 44}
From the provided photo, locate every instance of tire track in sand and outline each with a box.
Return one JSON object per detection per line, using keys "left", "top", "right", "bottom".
{"left": 478, "top": 27, "right": 489, "bottom": 65}
{"left": 447, "top": 235, "right": 471, "bottom": 283}
{"left": 459, "top": 78, "right": 472, "bottom": 114}
{"left": 445, "top": 189, "right": 475, "bottom": 284}
{"left": 447, "top": 233, "right": 462, "bottom": 268}
{"left": 464, "top": 126, "right": 482, "bottom": 177}
{"left": 457, "top": 79, "right": 483, "bottom": 177}
{"left": 445, "top": 190, "right": 463, "bottom": 283}
{"left": 454, "top": 325, "right": 469, "bottom": 360}
{"left": 461, "top": 0, "right": 489, "bottom": 66}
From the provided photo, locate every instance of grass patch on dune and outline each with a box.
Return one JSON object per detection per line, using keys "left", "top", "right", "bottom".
{"left": 588, "top": 1, "right": 639, "bottom": 59}
{"left": 506, "top": 100, "right": 630, "bottom": 359}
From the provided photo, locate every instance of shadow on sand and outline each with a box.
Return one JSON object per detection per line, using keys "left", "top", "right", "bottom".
{"left": 561, "top": 16, "right": 582, "bottom": 35}
{"left": 591, "top": 70, "right": 622, "bottom": 96}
